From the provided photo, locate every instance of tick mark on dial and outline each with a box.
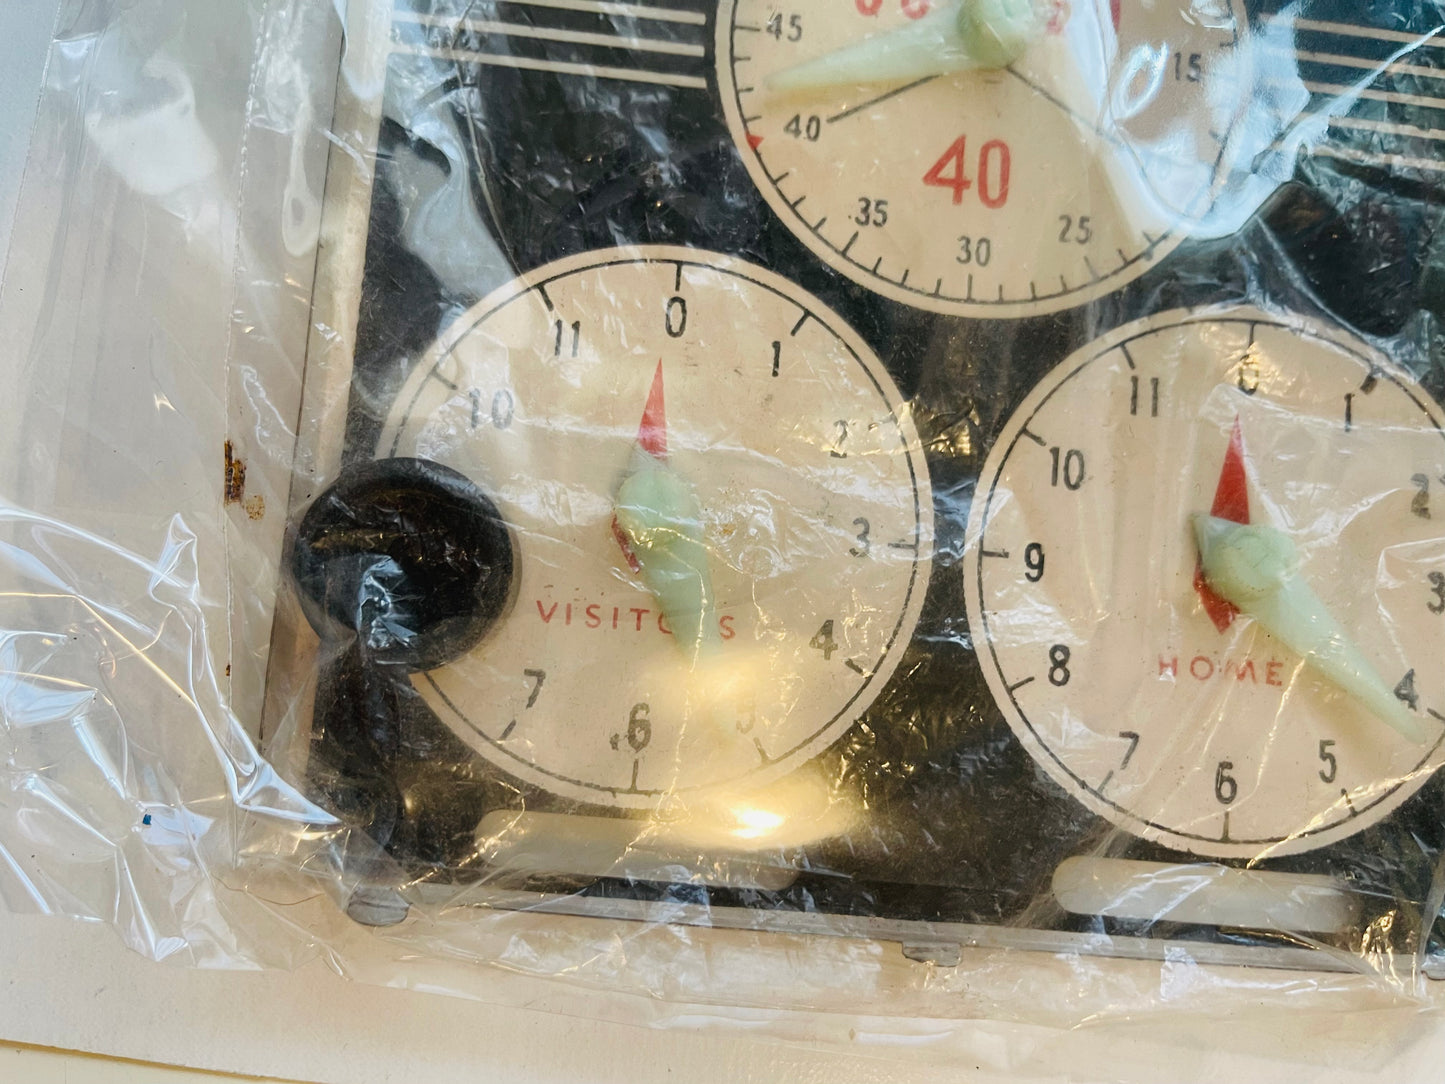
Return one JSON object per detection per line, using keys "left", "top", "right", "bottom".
{"left": 841, "top": 231, "right": 860, "bottom": 257}
{"left": 1007, "top": 675, "right": 1036, "bottom": 694}
{"left": 1118, "top": 343, "right": 1137, "bottom": 370}
{"left": 1360, "top": 370, "right": 1379, "bottom": 395}
{"left": 1083, "top": 255, "right": 1101, "bottom": 281}
{"left": 753, "top": 738, "right": 773, "bottom": 764}
{"left": 1019, "top": 426, "right": 1047, "bottom": 447}
{"left": 790, "top": 311, "right": 810, "bottom": 336}
{"left": 1429, "top": 708, "right": 1445, "bottom": 723}
{"left": 427, "top": 368, "right": 459, "bottom": 393}
{"left": 1341, "top": 789, "right": 1358, "bottom": 817}
{"left": 501, "top": 719, "right": 517, "bottom": 740}
{"left": 845, "top": 659, "right": 873, "bottom": 677}
{"left": 980, "top": 548, "right": 1009, "bottom": 559}
{"left": 537, "top": 284, "right": 554, "bottom": 312}
{"left": 826, "top": 76, "right": 937, "bottom": 124}
{"left": 674, "top": 263, "right": 684, "bottom": 291}
{"left": 888, "top": 539, "right": 920, "bottom": 553}
{"left": 1098, "top": 770, "right": 1115, "bottom": 793}
{"left": 630, "top": 760, "right": 641, "bottom": 792}
{"left": 1220, "top": 811, "right": 1231, "bottom": 842}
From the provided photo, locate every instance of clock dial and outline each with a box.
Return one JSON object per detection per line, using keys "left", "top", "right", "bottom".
{"left": 716, "top": 0, "right": 1248, "bottom": 317}
{"left": 964, "top": 309, "right": 1445, "bottom": 858}
{"left": 378, "top": 246, "right": 932, "bottom": 808}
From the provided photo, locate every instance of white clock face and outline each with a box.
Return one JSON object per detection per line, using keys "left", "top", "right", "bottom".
{"left": 716, "top": 0, "right": 1247, "bottom": 318}
{"left": 963, "top": 309, "right": 1445, "bottom": 858}
{"left": 379, "top": 247, "right": 932, "bottom": 808}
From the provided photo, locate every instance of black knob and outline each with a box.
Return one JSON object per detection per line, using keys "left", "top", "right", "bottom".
{"left": 290, "top": 457, "right": 514, "bottom": 672}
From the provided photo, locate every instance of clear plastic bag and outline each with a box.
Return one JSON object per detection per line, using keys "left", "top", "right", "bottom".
{"left": 5, "top": 0, "right": 1445, "bottom": 1044}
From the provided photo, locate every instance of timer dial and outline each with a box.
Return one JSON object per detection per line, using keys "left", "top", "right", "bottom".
{"left": 379, "top": 247, "right": 932, "bottom": 809}
{"left": 716, "top": 0, "right": 1247, "bottom": 317}
{"left": 963, "top": 309, "right": 1445, "bottom": 858}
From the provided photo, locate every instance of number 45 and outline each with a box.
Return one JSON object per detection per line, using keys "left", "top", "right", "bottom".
{"left": 766, "top": 12, "right": 803, "bottom": 40}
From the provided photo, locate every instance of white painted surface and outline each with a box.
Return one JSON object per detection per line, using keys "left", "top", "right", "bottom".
{"left": 0, "top": 1, "right": 58, "bottom": 267}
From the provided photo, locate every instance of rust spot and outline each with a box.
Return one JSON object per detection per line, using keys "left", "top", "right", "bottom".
{"left": 244, "top": 494, "right": 266, "bottom": 521}
{"left": 224, "top": 664, "right": 232, "bottom": 678}
{"left": 223, "top": 441, "right": 247, "bottom": 504}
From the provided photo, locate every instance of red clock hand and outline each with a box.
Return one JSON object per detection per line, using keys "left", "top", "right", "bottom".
{"left": 612, "top": 360, "right": 668, "bottom": 573}
{"left": 1195, "top": 415, "right": 1250, "bottom": 632}
{"left": 634, "top": 359, "right": 668, "bottom": 460}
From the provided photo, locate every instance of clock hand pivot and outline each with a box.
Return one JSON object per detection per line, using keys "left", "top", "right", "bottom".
{"left": 615, "top": 452, "right": 722, "bottom": 667}
{"left": 613, "top": 363, "right": 722, "bottom": 670}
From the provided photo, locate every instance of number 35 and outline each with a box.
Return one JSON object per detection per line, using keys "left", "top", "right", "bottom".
{"left": 855, "top": 197, "right": 889, "bottom": 227}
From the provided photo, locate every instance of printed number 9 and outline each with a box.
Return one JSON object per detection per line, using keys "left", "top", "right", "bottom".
{"left": 1024, "top": 542, "right": 1045, "bottom": 582}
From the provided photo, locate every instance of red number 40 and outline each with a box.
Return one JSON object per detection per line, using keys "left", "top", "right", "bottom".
{"left": 923, "top": 136, "right": 1011, "bottom": 208}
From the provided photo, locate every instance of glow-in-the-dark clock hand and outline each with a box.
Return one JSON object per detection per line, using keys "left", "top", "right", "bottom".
{"left": 766, "top": 0, "right": 1050, "bottom": 94}
{"left": 613, "top": 362, "right": 722, "bottom": 669}
{"left": 1193, "top": 515, "right": 1427, "bottom": 743}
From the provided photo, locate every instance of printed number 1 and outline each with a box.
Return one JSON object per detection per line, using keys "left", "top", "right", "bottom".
{"left": 553, "top": 319, "right": 580, "bottom": 358}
